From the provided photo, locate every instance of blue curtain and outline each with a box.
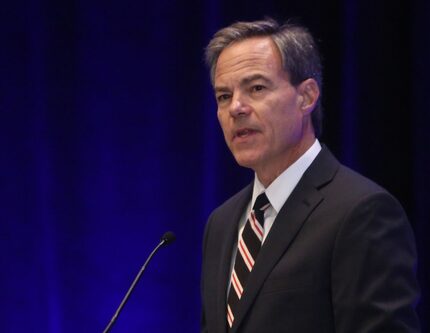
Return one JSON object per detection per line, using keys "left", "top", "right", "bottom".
{"left": 1, "top": 0, "right": 428, "bottom": 332}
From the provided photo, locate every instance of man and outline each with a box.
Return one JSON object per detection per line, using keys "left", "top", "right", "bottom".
{"left": 201, "top": 18, "right": 420, "bottom": 332}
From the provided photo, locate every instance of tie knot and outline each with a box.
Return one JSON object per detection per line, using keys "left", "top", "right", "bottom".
{"left": 253, "top": 192, "right": 270, "bottom": 212}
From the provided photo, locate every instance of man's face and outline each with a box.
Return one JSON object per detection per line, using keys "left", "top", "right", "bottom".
{"left": 214, "top": 36, "right": 316, "bottom": 184}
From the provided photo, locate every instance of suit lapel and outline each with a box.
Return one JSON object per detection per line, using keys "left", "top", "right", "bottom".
{"left": 215, "top": 185, "right": 253, "bottom": 333}
{"left": 230, "top": 146, "right": 339, "bottom": 333}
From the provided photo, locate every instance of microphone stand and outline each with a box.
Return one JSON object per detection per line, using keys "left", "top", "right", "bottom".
{"left": 102, "top": 232, "right": 175, "bottom": 333}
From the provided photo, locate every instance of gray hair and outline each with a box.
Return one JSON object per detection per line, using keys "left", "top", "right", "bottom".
{"left": 205, "top": 18, "right": 323, "bottom": 138}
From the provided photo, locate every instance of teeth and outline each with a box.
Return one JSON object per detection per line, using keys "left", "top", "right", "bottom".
{"left": 238, "top": 129, "right": 249, "bottom": 137}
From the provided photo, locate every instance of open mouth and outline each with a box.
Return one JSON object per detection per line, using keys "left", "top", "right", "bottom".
{"left": 236, "top": 128, "right": 256, "bottom": 138}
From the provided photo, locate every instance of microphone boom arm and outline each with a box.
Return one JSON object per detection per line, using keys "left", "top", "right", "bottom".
{"left": 102, "top": 232, "right": 175, "bottom": 333}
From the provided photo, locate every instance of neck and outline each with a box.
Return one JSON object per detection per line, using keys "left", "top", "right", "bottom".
{"left": 256, "top": 136, "right": 316, "bottom": 188}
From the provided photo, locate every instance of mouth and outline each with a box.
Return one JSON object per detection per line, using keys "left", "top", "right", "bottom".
{"left": 233, "top": 128, "right": 258, "bottom": 140}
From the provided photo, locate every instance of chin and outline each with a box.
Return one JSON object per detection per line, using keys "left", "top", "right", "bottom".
{"left": 233, "top": 154, "right": 260, "bottom": 170}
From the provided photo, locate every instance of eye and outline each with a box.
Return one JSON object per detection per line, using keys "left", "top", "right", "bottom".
{"left": 252, "top": 85, "right": 265, "bottom": 92}
{"left": 216, "top": 93, "right": 231, "bottom": 103}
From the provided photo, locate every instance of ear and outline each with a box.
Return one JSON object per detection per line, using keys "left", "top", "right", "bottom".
{"left": 297, "top": 78, "right": 320, "bottom": 115}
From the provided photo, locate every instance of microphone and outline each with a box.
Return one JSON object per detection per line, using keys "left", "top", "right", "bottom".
{"left": 161, "top": 231, "right": 176, "bottom": 245}
{"left": 102, "top": 231, "right": 176, "bottom": 333}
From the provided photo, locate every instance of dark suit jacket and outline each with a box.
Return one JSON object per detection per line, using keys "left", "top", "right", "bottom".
{"left": 201, "top": 147, "right": 420, "bottom": 333}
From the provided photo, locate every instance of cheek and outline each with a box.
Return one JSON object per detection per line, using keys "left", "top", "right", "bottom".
{"left": 217, "top": 111, "right": 224, "bottom": 127}
{"left": 278, "top": 116, "right": 303, "bottom": 143}
{"left": 217, "top": 112, "right": 230, "bottom": 135}
{"left": 269, "top": 115, "right": 299, "bottom": 143}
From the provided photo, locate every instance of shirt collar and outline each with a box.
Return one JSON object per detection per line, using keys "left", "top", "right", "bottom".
{"left": 252, "top": 139, "right": 322, "bottom": 213}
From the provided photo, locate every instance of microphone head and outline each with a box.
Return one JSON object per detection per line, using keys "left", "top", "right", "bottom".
{"left": 161, "top": 231, "right": 176, "bottom": 245}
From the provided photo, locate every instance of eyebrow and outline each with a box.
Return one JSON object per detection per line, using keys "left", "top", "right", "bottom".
{"left": 241, "top": 73, "right": 271, "bottom": 86}
{"left": 214, "top": 74, "right": 272, "bottom": 93}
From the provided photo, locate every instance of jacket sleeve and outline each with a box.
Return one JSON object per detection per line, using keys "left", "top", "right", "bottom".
{"left": 200, "top": 213, "right": 213, "bottom": 333}
{"left": 331, "top": 192, "right": 421, "bottom": 332}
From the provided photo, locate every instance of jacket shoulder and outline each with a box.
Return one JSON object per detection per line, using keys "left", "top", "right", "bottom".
{"left": 210, "top": 183, "right": 253, "bottom": 219}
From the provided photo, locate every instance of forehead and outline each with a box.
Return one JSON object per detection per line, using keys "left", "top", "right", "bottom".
{"left": 214, "top": 36, "right": 285, "bottom": 85}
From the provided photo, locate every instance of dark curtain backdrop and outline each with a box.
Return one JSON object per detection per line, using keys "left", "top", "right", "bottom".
{"left": 1, "top": 0, "right": 429, "bottom": 332}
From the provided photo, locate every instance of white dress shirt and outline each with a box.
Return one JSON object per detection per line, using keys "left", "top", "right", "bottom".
{"left": 227, "top": 139, "right": 322, "bottom": 293}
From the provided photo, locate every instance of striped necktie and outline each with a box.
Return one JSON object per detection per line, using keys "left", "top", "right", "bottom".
{"left": 226, "top": 192, "right": 270, "bottom": 329}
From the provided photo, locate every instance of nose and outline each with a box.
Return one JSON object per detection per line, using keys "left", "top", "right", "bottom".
{"left": 229, "top": 93, "right": 251, "bottom": 118}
